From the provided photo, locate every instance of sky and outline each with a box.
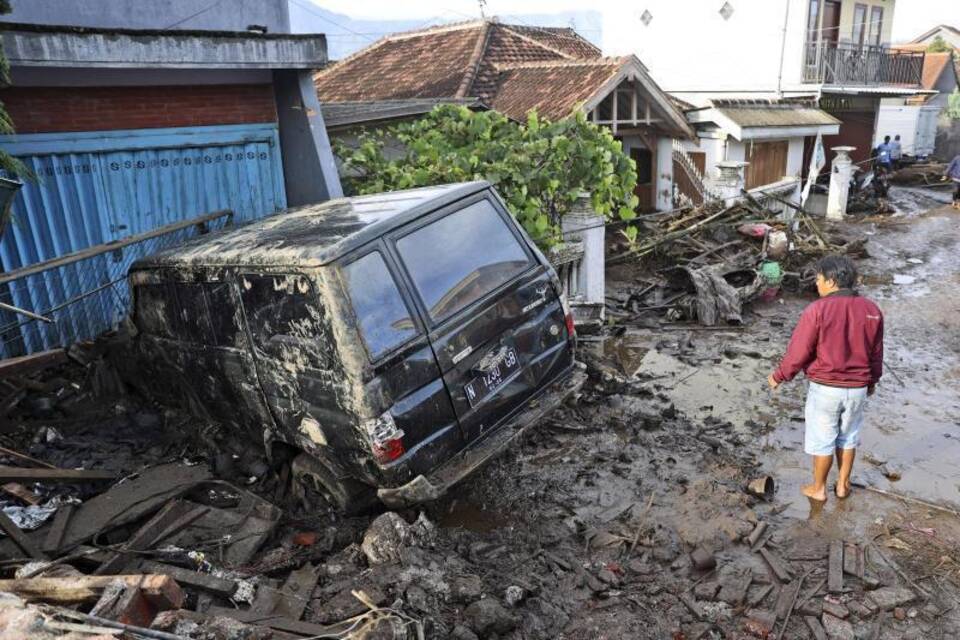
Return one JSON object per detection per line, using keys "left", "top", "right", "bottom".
{"left": 311, "top": 0, "right": 957, "bottom": 45}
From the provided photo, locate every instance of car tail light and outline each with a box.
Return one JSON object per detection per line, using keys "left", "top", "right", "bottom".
{"left": 363, "top": 412, "right": 405, "bottom": 464}
{"left": 559, "top": 293, "right": 576, "bottom": 339}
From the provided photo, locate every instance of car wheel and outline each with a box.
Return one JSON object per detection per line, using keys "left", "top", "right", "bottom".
{"left": 290, "top": 453, "right": 378, "bottom": 515}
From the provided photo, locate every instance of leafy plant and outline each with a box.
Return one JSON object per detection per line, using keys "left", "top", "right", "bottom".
{"left": 926, "top": 35, "right": 953, "bottom": 53}
{"left": 948, "top": 89, "right": 960, "bottom": 120}
{"left": 335, "top": 105, "right": 639, "bottom": 247}
{"left": 0, "top": 0, "right": 28, "bottom": 177}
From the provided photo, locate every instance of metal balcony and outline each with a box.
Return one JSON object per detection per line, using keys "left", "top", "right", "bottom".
{"left": 802, "top": 42, "right": 924, "bottom": 87}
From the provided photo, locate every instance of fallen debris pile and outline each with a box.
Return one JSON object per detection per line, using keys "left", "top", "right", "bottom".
{"left": 606, "top": 195, "right": 868, "bottom": 326}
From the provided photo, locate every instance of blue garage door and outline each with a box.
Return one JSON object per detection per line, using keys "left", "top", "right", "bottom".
{"left": 0, "top": 123, "right": 287, "bottom": 356}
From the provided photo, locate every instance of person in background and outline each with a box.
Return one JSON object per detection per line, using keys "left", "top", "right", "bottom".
{"left": 890, "top": 134, "right": 902, "bottom": 170}
{"left": 946, "top": 153, "right": 960, "bottom": 210}
{"left": 767, "top": 256, "right": 884, "bottom": 502}
{"left": 874, "top": 136, "right": 893, "bottom": 172}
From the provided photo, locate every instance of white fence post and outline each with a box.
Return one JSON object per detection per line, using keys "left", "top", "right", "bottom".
{"left": 710, "top": 161, "right": 750, "bottom": 207}
{"left": 826, "top": 146, "right": 855, "bottom": 221}
{"left": 558, "top": 192, "right": 605, "bottom": 329}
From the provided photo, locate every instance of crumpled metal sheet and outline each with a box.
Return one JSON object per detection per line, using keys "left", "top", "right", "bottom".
{"left": 1, "top": 504, "right": 57, "bottom": 531}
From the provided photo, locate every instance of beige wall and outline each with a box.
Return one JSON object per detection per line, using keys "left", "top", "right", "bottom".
{"left": 835, "top": 0, "right": 896, "bottom": 46}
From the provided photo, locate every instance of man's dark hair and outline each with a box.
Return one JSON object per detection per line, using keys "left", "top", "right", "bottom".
{"left": 816, "top": 255, "right": 858, "bottom": 289}
{"left": 884, "top": 135, "right": 891, "bottom": 143}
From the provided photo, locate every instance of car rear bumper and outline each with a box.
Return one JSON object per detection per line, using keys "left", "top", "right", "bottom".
{"left": 377, "top": 362, "right": 586, "bottom": 508}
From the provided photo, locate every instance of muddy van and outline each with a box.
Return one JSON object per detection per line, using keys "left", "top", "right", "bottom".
{"left": 128, "top": 182, "right": 583, "bottom": 512}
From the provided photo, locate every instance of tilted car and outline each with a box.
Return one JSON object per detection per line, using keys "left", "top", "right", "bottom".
{"left": 128, "top": 181, "right": 584, "bottom": 512}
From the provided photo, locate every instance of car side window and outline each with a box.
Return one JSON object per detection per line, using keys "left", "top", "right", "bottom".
{"left": 395, "top": 199, "right": 532, "bottom": 322}
{"left": 203, "top": 282, "right": 242, "bottom": 348}
{"left": 342, "top": 251, "right": 417, "bottom": 360}
{"left": 134, "top": 283, "right": 178, "bottom": 339}
{"left": 240, "top": 274, "right": 332, "bottom": 369}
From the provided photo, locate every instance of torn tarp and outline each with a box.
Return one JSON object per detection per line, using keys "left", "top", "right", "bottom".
{"left": 680, "top": 265, "right": 764, "bottom": 326}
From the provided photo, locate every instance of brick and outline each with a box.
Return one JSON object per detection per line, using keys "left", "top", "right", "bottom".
{"left": 1, "top": 84, "right": 277, "bottom": 133}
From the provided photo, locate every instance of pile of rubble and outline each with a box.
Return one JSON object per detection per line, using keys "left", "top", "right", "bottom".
{"left": 606, "top": 195, "right": 868, "bottom": 327}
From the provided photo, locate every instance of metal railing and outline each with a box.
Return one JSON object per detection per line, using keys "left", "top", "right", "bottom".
{"left": 802, "top": 41, "right": 924, "bottom": 86}
{"left": 0, "top": 210, "right": 233, "bottom": 358}
{"left": 548, "top": 241, "right": 586, "bottom": 303}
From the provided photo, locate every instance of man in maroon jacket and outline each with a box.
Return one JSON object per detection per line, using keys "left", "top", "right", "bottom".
{"left": 767, "top": 255, "right": 884, "bottom": 501}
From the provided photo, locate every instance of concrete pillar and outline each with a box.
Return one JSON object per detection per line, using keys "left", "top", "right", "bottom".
{"left": 272, "top": 69, "right": 343, "bottom": 207}
{"left": 826, "top": 146, "right": 855, "bottom": 220}
{"left": 711, "top": 161, "right": 750, "bottom": 207}
{"left": 561, "top": 192, "right": 605, "bottom": 322}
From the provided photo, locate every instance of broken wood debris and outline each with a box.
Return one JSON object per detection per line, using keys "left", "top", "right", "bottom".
{"left": 0, "top": 574, "right": 183, "bottom": 607}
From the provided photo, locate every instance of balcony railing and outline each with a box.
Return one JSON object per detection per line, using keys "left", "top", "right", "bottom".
{"left": 802, "top": 42, "right": 924, "bottom": 87}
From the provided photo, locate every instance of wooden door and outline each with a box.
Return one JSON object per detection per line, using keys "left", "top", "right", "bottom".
{"left": 745, "top": 141, "right": 789, "bottom": 190}
{"left": 630, "top": 145, "right": 656, "bottom": 212}
{"left": 822, "top": 1, "right": 841, "bottom": 44}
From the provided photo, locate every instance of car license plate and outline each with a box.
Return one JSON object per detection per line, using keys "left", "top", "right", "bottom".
{"left": 464, "top": 346, "right": 520, "bottom": 407}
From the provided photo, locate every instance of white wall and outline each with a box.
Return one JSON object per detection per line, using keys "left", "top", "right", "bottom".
{"left": 603, "top": 0, "right": 897, "bottom": 96}
{"left": 914, "top": 27, "right": 960, "bottom": 49}
{"left": 656, "top": 136, "right": 674, "bottom": 210}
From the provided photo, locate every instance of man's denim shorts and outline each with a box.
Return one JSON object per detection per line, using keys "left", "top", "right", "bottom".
{"left": 804, "top": 381, "right": 868, "bottom": 456}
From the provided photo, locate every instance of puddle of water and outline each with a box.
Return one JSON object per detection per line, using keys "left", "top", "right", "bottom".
{"left": 436, "top": 499, "right": 509, "bottom": 532}
{"left": 600, "top": 334, "right": 650, "bottom": 376}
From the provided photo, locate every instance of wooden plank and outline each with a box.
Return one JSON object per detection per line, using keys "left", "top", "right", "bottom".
{"left": 273, "top": 563, "right": 320, "bottom": 620}
{"left": 759, "top": 547, "right": 793, "bottom": 583}
{"left": 0, "top": 467, "right": 114, "bottom": 483}
{"left": 0, "top": 574, "right": 184, "bottom": 607}
{"left": 804, "top": 616, "right": 828, "bottom": 640}
{"left": 1, "top": 482, "right": 40, "bottom": 505}
{"left": 42, "top": 503, "right": 75, "bottom": 554}
{"left": 208, "top": 606, "right": 353, "bottom": 637}
{"left": 137, "top": 561, "right": 237, "bottom": 598}
{"left": 0, "top": 445, "right": 57, "bottom": 469}
{"left": 0, "top": 508, "right": 47, "bottom": 559}
{"left": 95, "top": 500, "right": 194, "bottom": 575}
{"left": 775, "top": 579, "right": 801, "bottom": 620}
{"left": 828, "top": 540, "right": 844, "bottom": 594}
{"left": 0, "top": 349, "right": 67, "bottom": 379}
{"left": 843, "top": 542, "right": 864, "bottom": 578}
{"left": 58, "top": 463, "right": 211, "bottom": 552}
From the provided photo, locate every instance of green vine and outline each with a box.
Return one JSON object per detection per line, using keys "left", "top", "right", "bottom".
{"left": 335, "top": 105, "right": 639, "bottom": 248}
{"left": 0, "top": 0, "right": 28, "bottom": 176}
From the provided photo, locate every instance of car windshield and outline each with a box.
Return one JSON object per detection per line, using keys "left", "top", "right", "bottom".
{"left": 396, "top": 200, "right": 531, "bottom": 322}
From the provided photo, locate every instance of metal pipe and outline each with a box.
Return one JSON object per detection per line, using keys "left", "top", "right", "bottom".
{"left": 0, "top": 301, "right": 52, "bottom": 323}
{"left": 776, "top": 0, "right": 792, "bottom": 97}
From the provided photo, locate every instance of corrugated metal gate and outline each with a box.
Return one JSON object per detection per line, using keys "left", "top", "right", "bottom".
{"left": 0, "top": 123, "right": 287, "bottom": 356}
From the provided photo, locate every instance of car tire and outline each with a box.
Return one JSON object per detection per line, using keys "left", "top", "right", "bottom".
{"left": 290, "top": 453, "right": 378, "bottom": 515}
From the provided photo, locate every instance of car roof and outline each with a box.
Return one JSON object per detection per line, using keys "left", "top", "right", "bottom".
{"left": 132, "top": 181, "right": 491, "bottom": 270}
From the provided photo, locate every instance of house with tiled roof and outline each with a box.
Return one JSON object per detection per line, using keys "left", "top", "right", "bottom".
{"left": 315, "top": 18, "right": 694, "bottom": 212}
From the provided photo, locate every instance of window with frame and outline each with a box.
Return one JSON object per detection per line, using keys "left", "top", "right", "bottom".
{"left": 852, "top": 3, "right": 867, "bottom": 46}
{"left": 868, "top": 6, "right": 883, "bottom": 46}
{"left": 806, "top": 0, "right": 821, "bottom": 42}
{"left": 239, "top": 274, "right": 333, "bottom": 369}
{"left": 396, "top": 199, "right": 532, "bottom": 322}
{"left": 342, "top": 251, "right": 417, "bottom": 360}
{"left": 134, "top": 283, "right": 178, "bottom": 340}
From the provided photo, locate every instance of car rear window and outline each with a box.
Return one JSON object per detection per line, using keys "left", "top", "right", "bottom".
{"left": 342, "top": 251, "right": 417, "bottom": 360}
{"left": 240, "top": 274, "right": 333, "bottom": 369}
{"left": 396, "top": 200, "right": 532, "bottom": 322}
{"left": 134, "top": 281, "right": 241, "bottom": 347}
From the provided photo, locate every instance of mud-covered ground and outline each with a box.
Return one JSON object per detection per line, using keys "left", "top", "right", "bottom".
{"left": 394, "top": 185, "right": 960, "bottom": 639}
{"left": 3, "top": 186, "right": 959, "bottom": 640}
